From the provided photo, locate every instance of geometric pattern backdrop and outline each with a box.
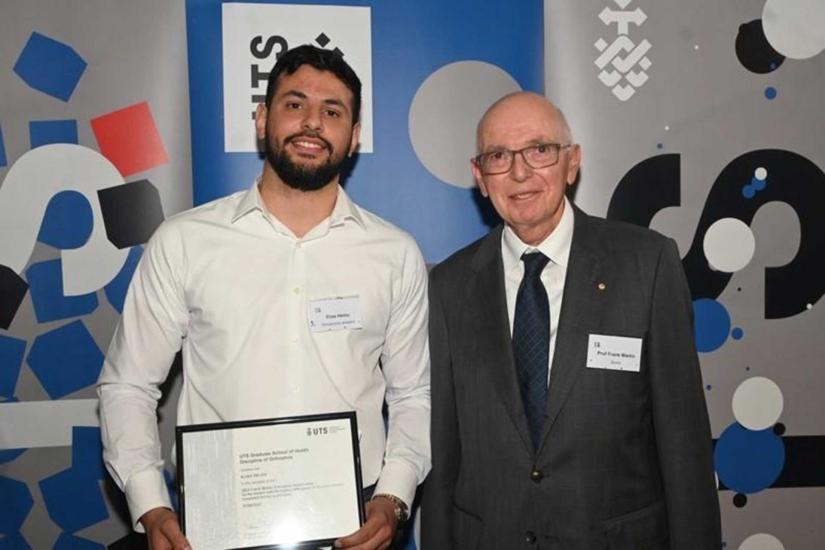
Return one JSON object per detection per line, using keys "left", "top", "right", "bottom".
{"left": 546, "top": 1, "right": 825, "bottom": 549}
{"left": 2, "top": 0, "right": 824, "bottom": 549}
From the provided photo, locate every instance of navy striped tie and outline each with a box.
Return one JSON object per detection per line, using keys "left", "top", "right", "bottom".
{"left": 513, "top": 251, "right": 550, "bottom": 451}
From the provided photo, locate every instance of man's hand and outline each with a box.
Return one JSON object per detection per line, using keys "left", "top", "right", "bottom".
{"left": 140, "top": 507, "right": 191, "bottom": 550}
{"left": 335, "top": 497, "right": 399, "bottom": 549}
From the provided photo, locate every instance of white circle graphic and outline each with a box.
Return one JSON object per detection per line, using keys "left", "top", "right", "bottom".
{"left": 409, "top": 61, "right": 521, "bottom": 189}
{"left": 762, "top": 0, "right": 825, "bottom": 59}
{"left": 755, "top": 167, "right": 768, "bottom": 180}
{"left": 739, "top": 533, "right": 785, "bottom": 550}
{"left": 703, "top": 218, "right": 756, "bottom": 273}
{"left": 732, "top": 377, "right": 784, "bottom": 431}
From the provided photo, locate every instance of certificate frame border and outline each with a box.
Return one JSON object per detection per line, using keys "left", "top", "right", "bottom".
{"left": 176, "top": 411, "right": 365, "bottom": 550}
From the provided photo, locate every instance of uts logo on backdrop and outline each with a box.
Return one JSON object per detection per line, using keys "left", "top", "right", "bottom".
{"left": 594, "top": 0, "right": 651, "bottom": 101}
{"left": 221, "top": 3, "right": 373, "bottom": 153}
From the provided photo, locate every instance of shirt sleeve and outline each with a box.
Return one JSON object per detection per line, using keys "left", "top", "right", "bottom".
{"left": 97, "top": 220, "right": 189, "bottom": 531}
{"left": 373, "top": 236, "right": 432, "bottom": 510}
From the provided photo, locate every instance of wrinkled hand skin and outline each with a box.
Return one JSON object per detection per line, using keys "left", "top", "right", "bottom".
{"left": 141, "top": 507, "right": 191, "bottom": 550}
{"left": 335, "top": 497, "right": 399, "bottom": 550}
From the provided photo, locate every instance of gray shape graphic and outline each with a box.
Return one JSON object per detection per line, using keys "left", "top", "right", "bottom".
{"left": 409, "top": 61, "right": 521, "bottom": 189}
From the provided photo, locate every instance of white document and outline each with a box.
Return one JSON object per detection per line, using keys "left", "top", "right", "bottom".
{"left": 179, "top": 415, "right": 362, "bottom": 550}
{"left": 309, "top": 295, "right": 362, "bottom": 332}
{"left": 586, "top": 333, "right": 643, "bottom": 372}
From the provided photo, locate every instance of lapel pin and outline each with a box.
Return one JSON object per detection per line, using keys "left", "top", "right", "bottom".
{"left": 597, "top": 282, "right": 606, "bottom": 291}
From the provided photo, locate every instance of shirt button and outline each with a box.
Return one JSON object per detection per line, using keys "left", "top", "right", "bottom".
{"left": 293, "top": 287, "right": 300, "bottom": 294}
{"left": 525, "top": 531, "right": 536, "bottom": 544}
{"left": 530, "top": 469, "right": 544, "bottom": 483}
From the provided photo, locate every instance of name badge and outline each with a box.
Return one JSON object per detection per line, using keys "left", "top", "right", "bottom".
{"left": 309, "top": 295, "right": 362, "bottom": 332}
{"left": 586, "top": 333, "right": 643, "bottom": 372}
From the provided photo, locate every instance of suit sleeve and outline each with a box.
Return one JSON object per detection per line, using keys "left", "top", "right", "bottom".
{"left": 421, "top": 267, "right": 460, "bottom": 550}
{"left": 647, "top": 238, "right": 721, "bottom": 549}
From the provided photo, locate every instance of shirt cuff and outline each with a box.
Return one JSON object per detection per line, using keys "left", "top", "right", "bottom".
{"left": 373, "top": 460, "right": 419, "bottom": 511}
{"left": 124, "top": 468, "right": 173, "bottom": 532}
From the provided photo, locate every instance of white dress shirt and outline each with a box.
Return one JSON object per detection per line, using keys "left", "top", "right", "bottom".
{"left": 501, "top": 196, "right": 574, "bottom": 382}
{"left": 98, "top": 181, "right": 431, "bottom": 529}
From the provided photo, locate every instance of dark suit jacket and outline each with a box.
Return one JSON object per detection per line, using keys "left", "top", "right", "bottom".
{"left": 422, "top": 206, "right": 721, "bottom": 550}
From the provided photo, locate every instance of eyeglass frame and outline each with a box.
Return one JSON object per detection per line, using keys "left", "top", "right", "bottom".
{"left": 472, "top": 142, "right": 575, "bottom": 175}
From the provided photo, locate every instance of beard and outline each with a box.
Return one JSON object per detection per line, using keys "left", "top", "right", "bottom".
{"left": 265, "top": 131, "right": 348, "bottom": 192}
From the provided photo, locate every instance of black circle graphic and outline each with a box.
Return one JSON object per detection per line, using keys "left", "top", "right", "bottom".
{"left": 735, "top": 19, "right": 785, "bottom": 74}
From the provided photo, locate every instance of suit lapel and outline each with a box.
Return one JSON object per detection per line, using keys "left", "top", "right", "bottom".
{"left": 468, "top": 227, "right": 534, "bottom": 454}
{"left": 537, "top": 208, "right": 605, "bottom": 454}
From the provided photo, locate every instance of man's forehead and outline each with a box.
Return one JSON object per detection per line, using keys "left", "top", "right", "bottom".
{"left": 275, "top": 66, "right": 352, "bottom": 100}
{"left": 478, "top": 118, "right": 561, "bottom": 150}
{"left": 478, "top": 95, "right": 564, "bottom": 149}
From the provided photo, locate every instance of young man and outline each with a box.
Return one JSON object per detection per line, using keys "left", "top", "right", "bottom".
{"left": 98, "top": 46, "right": 430, "bottom": 550}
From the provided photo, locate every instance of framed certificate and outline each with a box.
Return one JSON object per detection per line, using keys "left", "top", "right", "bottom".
{"left": 176, "top": 412, "right": 364, "bottom": 550}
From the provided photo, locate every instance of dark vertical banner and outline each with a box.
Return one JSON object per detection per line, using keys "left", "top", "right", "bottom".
{"left": 186, "top": 0, "right": 545, "bottom": 263}
{"left": 544, "top": 0, "right": 825, "bottom": 548}
{"left": 0, "top": 1, "right": 191, "bottom": 547}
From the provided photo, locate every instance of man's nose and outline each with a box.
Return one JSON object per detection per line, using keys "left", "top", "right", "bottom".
{"left": 509, "top": 152, "right": 532, "bottom": 181}
{"left": 302, "top": 105, "right": 323, "bottom": 131}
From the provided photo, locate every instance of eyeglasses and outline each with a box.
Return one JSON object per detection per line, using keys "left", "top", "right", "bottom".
{"left": 473, "top": 143, "right": 573, "bottom": 175}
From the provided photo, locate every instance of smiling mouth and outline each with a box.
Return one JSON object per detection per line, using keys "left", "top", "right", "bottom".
{"left": 291, "top": 139, "right": 326, "bottom": 151}
{"left": 511, "top": 191, "right": 539, "bottom": 200}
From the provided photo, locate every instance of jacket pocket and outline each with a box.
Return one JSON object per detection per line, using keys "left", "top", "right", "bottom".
{"left": 602, "top": 500, "right": 669, "bottom": 550}
{"left": 452, "top": 504, "right": 482, "bottom": 550}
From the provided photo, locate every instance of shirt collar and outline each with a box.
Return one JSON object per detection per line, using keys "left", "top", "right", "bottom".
{"left": 231, "top": 178, "right": 265, "bottom": 222}
{"left": 231, "top": 177, "right": 366, "bottom": 230}
{"left": 501, "top": 195, "right": 574, "bottom": 272}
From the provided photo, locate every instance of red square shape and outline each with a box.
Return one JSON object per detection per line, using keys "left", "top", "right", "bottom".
{"left": 91, "top": 102, "right": 168, "bottom": 177}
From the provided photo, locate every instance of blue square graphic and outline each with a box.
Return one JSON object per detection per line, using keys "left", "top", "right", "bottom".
{"left": 25, "top": 259, "right": 98, "bottom": 324}
{"left": 29, "top": 120, "right": 78, "bottom": 148}
{"left": 71, "top": 427, "right": 106, "bottom": 480}
{"left": 26, "top": 320, "right": 104, "bottom": 400}
{"left": 13, "top": 32, "right": 87, "bottom": 102}
{"left": 39, "top": 467, "right": 108, "bottom": 532}
{"left": 0, "top": 335, "right": 27, "bottom": 398}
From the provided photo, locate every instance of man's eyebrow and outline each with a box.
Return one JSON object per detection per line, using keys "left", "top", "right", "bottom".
{"left": 278, "top": 90, "right": 350, "bottom": 113}
{"left": 481, "top": 145, "right": 509, "bottom": 153}
{"left": 322, "top": 98, "right": 348, "bottom": 111}
{"left": 279, "top": 90, "right": 308, "bottom": 100}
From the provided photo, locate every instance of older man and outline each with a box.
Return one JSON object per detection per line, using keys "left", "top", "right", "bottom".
{"left": 98, "top": 46, "right": 429, "bottom": 550}
{"left": 422, "top": 92, "right": 720, "bottom": 550}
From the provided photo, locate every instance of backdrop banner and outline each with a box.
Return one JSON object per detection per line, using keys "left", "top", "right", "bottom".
{"left": 1, "top": 0, "right": 545, "bottom": 547}
{"left": 0, "top": 1, "right": 191, "bottom": 548}
{"left": 544, "top": 1, "right": 825, "bottom": 548}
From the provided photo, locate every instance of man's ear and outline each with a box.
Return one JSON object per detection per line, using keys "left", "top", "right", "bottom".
{"left": 348, "top": 121, "right": 362, "bottom": 156}
{"left": 471, "top": 160, "right": 489, "bottom": 197}
{"left": 255, "top": 104, "right": 268, "bottom": 141}
{"left": 566, "top": 144, "right": 582, "bottom": 186}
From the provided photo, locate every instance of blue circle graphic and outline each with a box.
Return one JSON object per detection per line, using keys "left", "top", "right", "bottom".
{"left": 715, "top": 422, "right": 785, "bottom": 493}
{"left": 765, "top": 86, "right": 777, "bottom": 99}
{"left": 693, "top": 298, "right": 731, "bottom": 353}
{"left": 742, "top": 185, "right": 755, "bottom": 199}
{"left": 731, "top": 327, "right": 744, "bottom": 340}
{"left": 751, "top": 176, "right": 767, "bottom": 191}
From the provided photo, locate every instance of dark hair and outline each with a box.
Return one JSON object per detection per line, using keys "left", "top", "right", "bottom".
{"left": 264, "top": 45, "right": 362, "bottom": 123}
